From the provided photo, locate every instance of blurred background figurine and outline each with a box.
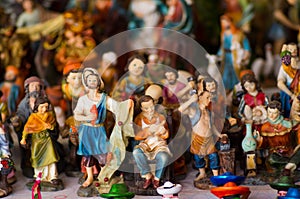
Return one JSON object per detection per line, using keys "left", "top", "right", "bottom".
{"left": 267, "top": 0, "right": 300, "bottom": 56}
{"left": 112, "top": 54, "right": 151, "bottom": 101}
{"left": 92, "top": 0, "right": 128, "bottom": 44}
{"left": 277, "top": 43, "right": 299, "bottom": 118}
{"left": 61, "top": 60, "right": 84, "bottom": 176}
{"left": 97, "top": 51, "right": 119, "bottom": 95}
{"left": 128, "top": 0, "right": 167, "bottom": 50}
{"left": 16, "top": 0, "right": 41, "bottom": 68}
{"left": 0, "top": 65, "right": 21, "bottom": 116}
{"left": 163, "top": 0, "right": 194, "bottom": 35}
{"left": 217, "top": 14, "right": 251, "bottom": 94}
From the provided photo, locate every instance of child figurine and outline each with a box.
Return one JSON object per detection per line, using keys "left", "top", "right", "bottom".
{"left": 112, "top": 54, "right": 151, "bottom": 101}
{"left": 178, "top": 91, "right": 227, "bottom": 182}
{"left": 238, "top": 73, "right": 268, "bottom": 129}
{"left": 20, "top": 96, "right": 63, "bottom": 189}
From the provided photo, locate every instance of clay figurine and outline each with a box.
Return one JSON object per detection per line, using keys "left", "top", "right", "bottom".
{"left": 20, "top": 96, "right": 63, "bottom": 190}
{"left": 217, "top": 14, "right": 251, "bottom": 93}
{"left": 133, "top": 95, "right": 172, "bottom": 189}
{"left": 256, "top": 100, "right": 294, "bottom": 172}
{"left": 178, "top": 91, "right": 227, "bottom": 182}
{"left": 112, "top": 54, "right": 151, "bottom": 101}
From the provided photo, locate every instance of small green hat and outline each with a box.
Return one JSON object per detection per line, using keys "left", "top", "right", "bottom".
{"left": 269, "top": 176, "right": 300, "bottom": 191}
{"left": 100, "top": 183, "right": 135, "bottom": 198}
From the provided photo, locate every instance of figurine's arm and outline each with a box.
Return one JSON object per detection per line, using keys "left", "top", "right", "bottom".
{"left": 154, "top": 117, "right": 169, "bottom": 140}
{"left": 20, "top": 130, "right": 29, "bottom": 145}
{"left": 0, "top": 102, "right": 8, "bottom": 124}
{"left": 73, "top": 97, "right": 96, "bottom": 122}
{"left": 0, "top": 132, "right": 10, "bottom": 157}
{"left": 277, "top": 79, "right": 296, "bottom": 100}
{"left": 242, "top": 36, "right": 251, "bottom": 62}
{"left": 134, "top": 115, "right": 151, "bottom": 141}
{"left": 177, "top": 93, "right": 198, "bottom": 113}
{"left": 176, "top": 83, "right": 193, "bottom": 99}
{"left": 274, "top": 8, "right": 300, "bottom": 31}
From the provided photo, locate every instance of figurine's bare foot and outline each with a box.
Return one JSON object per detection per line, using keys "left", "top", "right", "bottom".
{"left": 82, "top": 178, "right": 93, "bottom": 187}
{"left": 194, "top": 173, "right": 206, "bottom": 181}
{"left": 106, "top": 152, "right": 113, "bottom": 164}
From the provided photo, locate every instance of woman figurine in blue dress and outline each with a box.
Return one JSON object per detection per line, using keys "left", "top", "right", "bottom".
{"left": 218, "top": 14, "right": 251, "bottom": 93}
{"left": 73, "top": 68, "right": 114, "bottom": 187}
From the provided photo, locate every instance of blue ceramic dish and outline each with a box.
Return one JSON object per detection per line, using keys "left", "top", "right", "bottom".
{"left": 210, "top": 172, "right": 246, "bottom": 186}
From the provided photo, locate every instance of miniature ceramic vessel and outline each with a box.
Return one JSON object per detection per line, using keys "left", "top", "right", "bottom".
{"left": 242, "top": 123, "right": 257, "bottom": 152}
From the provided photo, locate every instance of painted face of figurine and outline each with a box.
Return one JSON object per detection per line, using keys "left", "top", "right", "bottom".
{"left": 267, "top": 107, "right": 280, "bottom": 122}
{"left": 205, "top": 81, "right": 216, "bottom": 93}
{"left": 22, "top": 0, "right": 34, "bottom": 11}
{"left": 221, "top": 18, "right": 231, "bottom": 30}
{"left": 243, "top": 81, "right": 256, "bottom": 93}
{"left": 141, "top": 99, "right": 155, "bottom": 118}
{"left": 67, "top": 72, "right": 82, "bottom": 89}
{"left": 291, "top": 57, "right": 300, "bottom": 69}
{"left": 199, "top": 91, "right": 211, "bottom": 107}
{"left": 38, "top": 102, "right": 49, "bottom": 114}
{"left": 86, "top": 74, "right": 99, "bottom": 89}
{"left": 166, "top": 0, "right": 178, "bottom": 6}
{"left": 287, "top": 0, "right": 297, "bottom": 6}
{"left": 95, "top": 0, "right": 112, "bottom": 10}
{"left": 28, "top": 82, "right": 41, "bottom": 93}
{"left": 165, "top": 72, "right": 177, "bottom": 85}
{"left": 288, "top": 44, "right": 297, "bottom": 57}
{"left": 4, "top": 70, "right": 17, "bottom": 82}
{"left": 128, "top": 58, "right": 144, "bottom": 76}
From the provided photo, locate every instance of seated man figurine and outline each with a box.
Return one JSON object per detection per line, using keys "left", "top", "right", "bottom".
{"left": 256, "top": 100, "right": 294, "bottom": 171}
{"left": 133, "top": 95, "right": 172, "bottom": 189}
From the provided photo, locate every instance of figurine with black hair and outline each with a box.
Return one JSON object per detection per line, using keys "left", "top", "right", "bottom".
{"left": 11, "top": 76, "right": 65, "bottom": 178}
{"left": 256, "top": 100, "right": 294, "bottom": 173}
{"left": 132, "top": 95, "right": 171, "bottom": 190}
{"left": 20, "top": 96, "right": 63, "bottom": 190}
{"left": 178, "top": 90, "right": 227, "bottom": 185}
{"left": 112, "top": 54, "right": 151, "bottom": 101}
